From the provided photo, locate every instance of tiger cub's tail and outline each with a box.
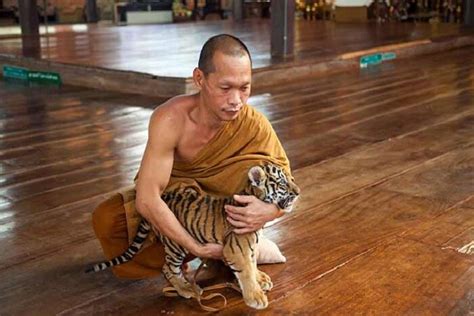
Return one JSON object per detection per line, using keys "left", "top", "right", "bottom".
{"left": 85, "top": 219, "right": 151, "bottom": 273}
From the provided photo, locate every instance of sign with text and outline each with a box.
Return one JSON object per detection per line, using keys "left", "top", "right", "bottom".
{"left": 360, "top": 53, "right": 382, "bottom": 68}
{"left": 382, "top": 52, "right": 397, "bottom": 61}
{"left": 360, "top": 52, "right": 397, "bottom": 68}
{"left": 3, "top": 65, "right": 29, "bottom": 80}
{"left": 28, "top": 71, "right": 62, "bottom": 85}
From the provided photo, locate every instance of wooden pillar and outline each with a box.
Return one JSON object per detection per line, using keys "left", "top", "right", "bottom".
{"left": 85, "top": 0, "right": 98, "bottom": 22}
{"left": 18, "top": 0, "right": 39, "bottom": 37}
{"left": 233, "top": 0, "right": 243, "bottom": 21}
{"left": 18, "top": 0, "right": 40, "bottom": 57}
{"left": 271, "top": 0, "right": 295, "bottom": 58}
{"left": 464, "top": 0, "right": 474, "bottom": 26}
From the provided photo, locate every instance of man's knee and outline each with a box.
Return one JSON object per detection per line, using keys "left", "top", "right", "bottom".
{"left": 92, "top": 193, "right": 127, "bottom": 239}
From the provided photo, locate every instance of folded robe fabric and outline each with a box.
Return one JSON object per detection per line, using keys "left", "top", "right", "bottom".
{"left": 123, "top": 104, "right": 292, "bottom": 246}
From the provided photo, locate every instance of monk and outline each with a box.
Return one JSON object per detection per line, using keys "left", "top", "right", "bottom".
{"left": 92, "top": 34, "right": 293, "bottom": 279}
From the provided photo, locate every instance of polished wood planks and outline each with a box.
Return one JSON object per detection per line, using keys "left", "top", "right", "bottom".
{"left": 0, "top": 46, "right": 473, "bottom": 314}
{"left": 0, "top": 20, "right": 470, "bottom": 77}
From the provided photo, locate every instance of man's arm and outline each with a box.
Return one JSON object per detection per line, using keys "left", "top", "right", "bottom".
{"left": 135, "top": 107, "right": 222, "bottom": 259}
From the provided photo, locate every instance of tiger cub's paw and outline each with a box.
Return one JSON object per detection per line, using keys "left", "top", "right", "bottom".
{"left": 163, "top": 265, "right": 202, "bottom": 299}
{"left": 257, "top": 270, "right": 273, "bottom": 292}
{"left": 243, "top": 287, "right": 268, "bottom": 310}
{"left": 174, "top": 281, "right": 202, "bottom": 299}
{"left": 178, "top": 283, "right": 202, "bottom": 298}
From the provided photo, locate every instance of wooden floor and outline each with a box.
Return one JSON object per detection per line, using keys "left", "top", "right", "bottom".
{"left": 0, "top": 20, "right": 471, "bottom": 77}
{"left": 0, "top": 46, "right": 473, "bottom": 315}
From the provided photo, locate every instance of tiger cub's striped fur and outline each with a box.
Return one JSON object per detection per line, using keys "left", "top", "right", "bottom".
{"left": 86, "top": 164, "right": 300, "bottom": 309}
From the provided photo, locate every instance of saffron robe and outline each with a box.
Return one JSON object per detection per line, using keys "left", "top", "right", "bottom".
{"left": 92, "top": 104, "right": 291, "bottom": 279}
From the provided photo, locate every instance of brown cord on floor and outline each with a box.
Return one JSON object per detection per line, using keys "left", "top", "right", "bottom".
{"left": 162, "top": 259, "right": 241, "bottom": 312}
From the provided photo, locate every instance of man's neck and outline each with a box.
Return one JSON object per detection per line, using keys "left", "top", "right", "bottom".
{"left": 192, "top": 95, "right": 226, "bottom": 133}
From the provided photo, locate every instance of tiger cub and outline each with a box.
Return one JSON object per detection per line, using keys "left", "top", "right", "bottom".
{"left": 86, "top": 164, "right": 300, "bottom": 310}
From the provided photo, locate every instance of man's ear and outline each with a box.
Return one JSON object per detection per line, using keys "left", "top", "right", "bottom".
{"left": 193, "top": 67, "right": 204, "bottom": 90}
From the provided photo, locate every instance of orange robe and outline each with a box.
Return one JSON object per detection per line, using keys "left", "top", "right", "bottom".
{"left": 92, "top": 105, "right": 291, "bottom": 279}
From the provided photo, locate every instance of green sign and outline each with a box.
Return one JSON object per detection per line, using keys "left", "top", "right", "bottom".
{"left": 28, "top": 71, "right": 62, "bottom": 85}
{"left": 3, "top": 65, "right": 29, "bottom": 80}
{"left": 360, "top": 54, "right": 383, "bottom": 68}
{"left": 2, "top": 65, "right": 62, "bottom": 85}
{"left": 360, "top": 52, "right": 397, "bottom": 68}
{"left": 382, "top": 52, "right": 397, "bottom": 61}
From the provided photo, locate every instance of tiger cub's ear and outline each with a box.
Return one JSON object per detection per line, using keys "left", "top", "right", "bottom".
{"left": 248, "top": 166, "right": 267, "bottom": 188}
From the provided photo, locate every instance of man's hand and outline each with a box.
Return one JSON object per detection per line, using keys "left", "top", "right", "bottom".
{"left": 193, "top": 243, "right": 224, "bottom": 260}
{"left": 225, "top": 195, "right": 280, "bottom": 234}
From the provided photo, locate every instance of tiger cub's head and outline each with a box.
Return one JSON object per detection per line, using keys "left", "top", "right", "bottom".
{"left": 247, "top": 164, "right": 300, "bottom": 213}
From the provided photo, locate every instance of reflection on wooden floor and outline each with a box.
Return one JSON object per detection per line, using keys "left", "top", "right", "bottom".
{"left": 0, "top": 20, "right": 470, "bottom": 77}
{"left": 0, "top": 46, "right": 473, "bottom": 314}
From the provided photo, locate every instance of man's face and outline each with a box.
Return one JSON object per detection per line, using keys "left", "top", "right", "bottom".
{"left": 198, "top": 51, "right": 252, "bottom": 121}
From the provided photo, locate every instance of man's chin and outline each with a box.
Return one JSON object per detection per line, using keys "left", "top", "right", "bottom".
{"left": 221, "top": 110, "right": 241, "bottom": 120}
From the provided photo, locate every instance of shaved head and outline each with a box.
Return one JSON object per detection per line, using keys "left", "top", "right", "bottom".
{"left": 198, "top": 34, "right": 252, "bottom": 76}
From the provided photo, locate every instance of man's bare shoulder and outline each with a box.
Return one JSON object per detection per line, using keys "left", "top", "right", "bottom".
{"left": 149, "top": 94, "right": 196, "bottom": 132}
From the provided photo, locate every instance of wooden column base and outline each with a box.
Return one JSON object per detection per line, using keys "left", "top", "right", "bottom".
{"left": 334, "top": 6, "right": 368, "bottom": 23}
